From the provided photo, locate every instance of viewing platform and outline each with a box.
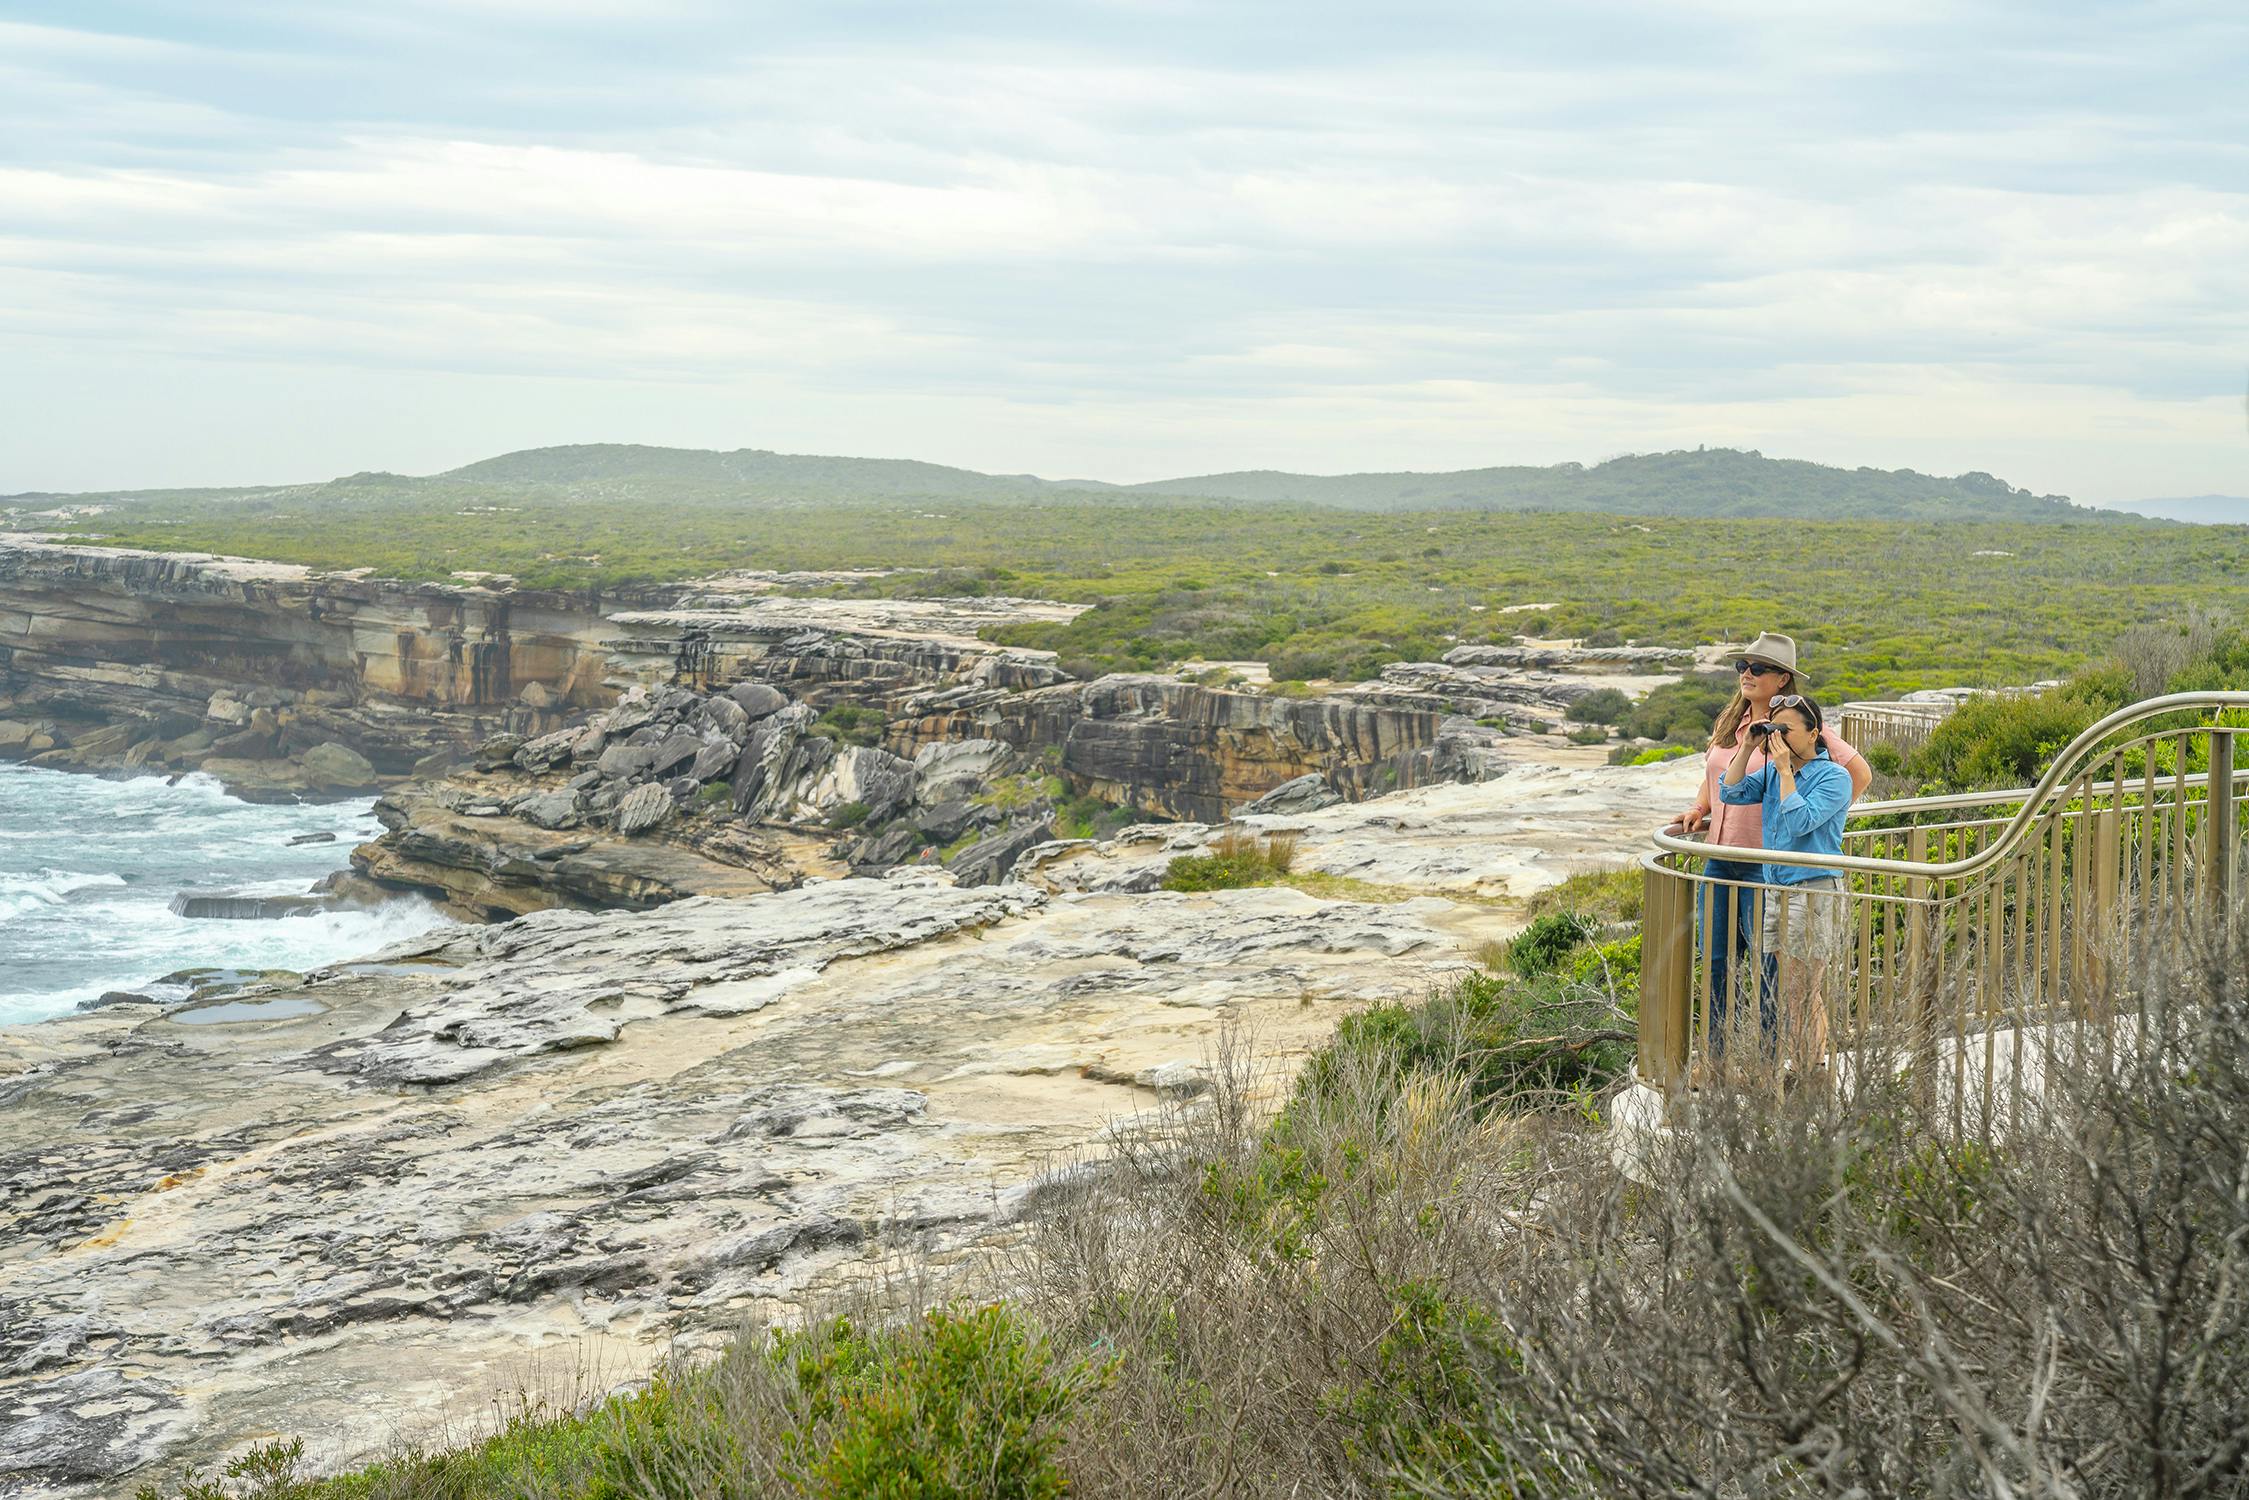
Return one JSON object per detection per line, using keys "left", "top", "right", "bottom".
{"left": 1636, "top": 692, "right": 2249, "bottom": 1127}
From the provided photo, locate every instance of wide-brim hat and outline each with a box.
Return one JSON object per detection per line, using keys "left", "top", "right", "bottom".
{"left": 1736, "top": 631, "right": 1802, "bottom": 679}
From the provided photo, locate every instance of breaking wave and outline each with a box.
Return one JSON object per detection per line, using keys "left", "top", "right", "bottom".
{"left": 0, "top": 763, "right": 454, "bottom": 1025}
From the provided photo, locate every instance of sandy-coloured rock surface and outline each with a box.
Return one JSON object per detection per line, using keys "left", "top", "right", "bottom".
{"left": 0, "top": 711, "right": 1696, "bottom": 1496}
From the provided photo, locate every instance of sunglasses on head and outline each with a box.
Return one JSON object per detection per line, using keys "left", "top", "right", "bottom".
{"left": 1730, "top": 659, "right": 1785, "bottom": 677}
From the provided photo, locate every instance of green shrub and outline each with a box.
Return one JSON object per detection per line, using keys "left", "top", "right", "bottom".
{"left": 1507, "top": 911, "right": 1601, "bottom": 975}
{"left": 1565, "top": 725, "right": 1610, "bottom": 746}
{"left": 133, "top": 1384, "right": 676, "bottom": 1499}
{"left": 1162, "top": 832, "right": 1299, "bottom": 892}
{"left": 1562, "top": 932, "right": 1641, "bottom": 990}
{"left": 776, "top": 1307, "right": 1102, "bottom": 1500}
{"left": 827, "top": 800, "right": 870, "bottom": 829}
{"left": 1609, "top": 742, "right": 1695, "bottom": 767}
{"left": 1331, "top": 1280, "right": 1504, "bottom": 1479}
{"left": 1291, "top": 965, "right": 1636, "bottom": 1120}
{"left": 1623, "top": 671, "right": 1734, "bottom": 743}
{"left": 1905, "top": 670, "right": 2129, "bottom": 789}
{"left": 1524, "top": 866, "right": 1642, "bottom": 924}
{"left": 1566, "top": 687, "right": 1632, "bottom": 724}
{"left": 808, "top": 705, "right": 886, "bottom": 749}
{"left": 1864, "top": 741, "right": 1905, "bottom": 776}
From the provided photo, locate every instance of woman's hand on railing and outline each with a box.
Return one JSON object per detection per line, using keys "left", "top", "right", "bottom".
{"left": 1673, "top": 807, "right": 1708, "bottom": 836}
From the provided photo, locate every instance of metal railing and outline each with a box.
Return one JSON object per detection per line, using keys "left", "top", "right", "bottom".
{"left": 1640, "top": 693, "right": 2249, "bottom": 1122}
{"left": 1836, "top": 700, "right": 1955, "bottom": 759}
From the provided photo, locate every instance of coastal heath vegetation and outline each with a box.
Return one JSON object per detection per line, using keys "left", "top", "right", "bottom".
{"left": 40, "top": 477, "right": 2247, "bottom": 706}
{"left": 137, "top": 894, "right": 2249, "bottom": 1498}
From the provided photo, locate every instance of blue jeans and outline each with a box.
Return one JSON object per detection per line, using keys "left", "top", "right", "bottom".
{"left": 1698, "top": 858, "right": 1777, "bottom": 1057}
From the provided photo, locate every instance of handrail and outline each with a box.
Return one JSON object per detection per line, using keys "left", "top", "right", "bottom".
{"left": 1652, "top": 691, "right": 2249, "bottom": 882}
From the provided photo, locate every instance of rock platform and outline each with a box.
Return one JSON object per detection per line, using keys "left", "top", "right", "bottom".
{"left": 0, "top": 751, "right": 1698, "bottom": 1495}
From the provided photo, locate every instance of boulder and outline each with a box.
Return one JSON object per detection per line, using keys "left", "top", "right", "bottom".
{"left": 517, "top": 791, "right": 582, "bottom": 831}
{"left": 912, "top": 798, "right": 992, "bottom": 844}
{"left": 513, "top": 729, "right": 580, "bottom": 773}
{"left": 212, "top": 726, "right": 278, "bottom": 759}
{"left": 518, "top": 681, "right": 559, "bottom": 711}
{"left": 613, "top": 783, "right": 674, "bottom": 836}
{"left": 299, "top": 742, "right": 378, "bottom": 790}
{"left": 696, "top": 695, "right": 751, "bottom": 742}
{"left": 690, "top": 739, "right": 742, "bottom": 783}
{"left": 205, "top": 690, "right": 252, "bottom": 727}
{"left": 728, "top": 682, "right": 789, "bottom": 721}
{"left": 647, "top": 728, "right": 704, "bottom": 778}
{"left": 1238, "top": 773, "right": 1342, "bottom": 816}
{"left": 475, "top": 734, "right": 526, "bottom": 771}
{"left": 847, "top": 821, "right": 921, "bottom": 871}
{"left": 0, "top": 720, "right": 34, "bottom": 753}
{"left": 66, "top": 722, "right": 137, "bottom": 760}
{"left": 798, "top": 745, "right": 917, "bottom": 824}
{"left": 731, "top": 705, "right": 828, "bottom": 821}
{"left": 944, "top": 819, "right": 1056, "bottom": 887}
{"left": 598, "top": 742, "right": 659, "bottom": 781}
{"left": 910, "top": 738, "right": 1018, "bottom": 807}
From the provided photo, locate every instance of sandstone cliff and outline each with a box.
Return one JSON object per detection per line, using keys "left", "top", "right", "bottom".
{"left": 1, "top": 540, "right": 1476, "bottom": 826}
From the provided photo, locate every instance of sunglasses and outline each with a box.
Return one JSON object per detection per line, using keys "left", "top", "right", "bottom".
{"left": 1730, "top": 660, "right": 1785, "bottom": 677}
{"left": 1770, "top": 694, "right": 1810, "bottom": 711}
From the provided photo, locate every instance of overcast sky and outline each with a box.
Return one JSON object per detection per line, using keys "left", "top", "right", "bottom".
{"left": 3, "top": 1, "right": 2245, "bottom": 502}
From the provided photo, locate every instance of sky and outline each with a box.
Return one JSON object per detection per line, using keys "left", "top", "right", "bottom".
{"left": 2, "top": 1, "right": 2245, "bottom": 503}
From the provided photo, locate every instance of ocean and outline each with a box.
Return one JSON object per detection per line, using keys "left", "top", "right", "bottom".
{"left": 0, "top": 762, "right": 451, "bottom": 1025}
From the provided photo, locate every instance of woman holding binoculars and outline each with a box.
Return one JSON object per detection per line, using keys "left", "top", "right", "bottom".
{"left": 1673, "top": 633, "right": 1869, "bottom": 1065}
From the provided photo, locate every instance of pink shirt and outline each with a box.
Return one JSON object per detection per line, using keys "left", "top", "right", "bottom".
{"left": 1702, "top": 728, "right": 1861, "bottom": 850}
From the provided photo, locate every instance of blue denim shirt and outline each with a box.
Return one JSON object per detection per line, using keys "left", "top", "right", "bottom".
{"left": 1716, "top": 750, "right": 1852, "bottom": 886}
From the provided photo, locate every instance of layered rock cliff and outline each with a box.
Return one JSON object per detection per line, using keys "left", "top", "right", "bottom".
{"left": 0, "top": 539, "right": 635, "bottom": 795}
{"left": 2, "top": 540, "right": 1473, "bottom": 825}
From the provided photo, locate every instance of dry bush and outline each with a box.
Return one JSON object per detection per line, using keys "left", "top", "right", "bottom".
{"left": 1419, "top": 898, "right": 2249, "bottom": 1499}
{"left": 2116, "top": 607, "right": 2227, "bottom": 701}
{"left": 1211, "top": 828, "right": 1299, "bottom": 874}
{"left": 1001, "top": 1026, "right": 1553, "bottom": 1499}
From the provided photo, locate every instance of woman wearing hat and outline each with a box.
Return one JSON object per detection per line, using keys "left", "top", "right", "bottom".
{"left": 1672, "top": 632, "right": 1869, "bottom": 1055}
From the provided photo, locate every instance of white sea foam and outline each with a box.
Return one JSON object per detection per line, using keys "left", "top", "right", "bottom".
{"left": 0, "top": 762, "right": 455, "bottom": 1025}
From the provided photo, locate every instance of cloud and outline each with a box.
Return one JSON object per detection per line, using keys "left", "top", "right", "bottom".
{"left": 0, "top": 2, "right": 2244, "bottom": 501}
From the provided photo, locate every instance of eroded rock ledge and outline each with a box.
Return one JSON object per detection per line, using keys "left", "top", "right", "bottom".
{"left": 3, "top": 539, "right": 1624, "bottom": 823}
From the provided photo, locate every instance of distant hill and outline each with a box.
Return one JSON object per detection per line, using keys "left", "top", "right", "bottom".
{"left": 7, "top": 443, "right": 2111, "bottom": 522}
{"left": 1116, "top": 448, "right": 2091, "bottom": 519}
{"left": 2098, "top": 495, "right": 2249, "bottom": 525}
{"left": 442, "top": 443, "right": 1079, "bottom": 501}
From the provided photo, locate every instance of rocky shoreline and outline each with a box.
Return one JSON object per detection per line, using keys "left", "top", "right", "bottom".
{"left": 0, "top": 536, "right": 1708, "bottom": 1494}
{"left": 0, "top": 749, "right": 1699, "bottom": 1493}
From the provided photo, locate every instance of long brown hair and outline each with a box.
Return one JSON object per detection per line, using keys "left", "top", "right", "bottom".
{"left": 1709, "top": 667, "right": 1798, "bottom": 750}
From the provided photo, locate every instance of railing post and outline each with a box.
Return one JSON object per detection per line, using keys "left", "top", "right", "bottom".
{"left": 2089, "top": 783, "right": 2121, "bottom": 1012}
{"left": 1905, "top": 827, "right": 1936, "bottom": 1081}
{"left": 1640, "top": 860, "right": 1691, "bottom": 1091}
{"left": 2211, "top": 729, "right": 2238, "bottom": 921}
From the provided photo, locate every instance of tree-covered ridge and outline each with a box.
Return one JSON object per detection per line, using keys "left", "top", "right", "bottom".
{"left": 8, "top": 442, "right": 2096, "bottom": 520}
{"left": 1117, "top": 446, "right": 2092, "bottom": 519}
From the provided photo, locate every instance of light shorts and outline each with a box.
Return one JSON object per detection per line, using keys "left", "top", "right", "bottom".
{"left": 1762, "top": 875, "right": 1849, "bottom": 966}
